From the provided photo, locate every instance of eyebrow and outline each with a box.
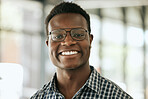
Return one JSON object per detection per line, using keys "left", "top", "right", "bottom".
{"left": 51, "top": 27, "right": 85, "bottom": 31}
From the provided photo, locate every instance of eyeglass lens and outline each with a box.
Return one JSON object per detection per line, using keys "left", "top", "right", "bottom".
{"left": 50, "top": 28, "right": 87, "bottom": 42}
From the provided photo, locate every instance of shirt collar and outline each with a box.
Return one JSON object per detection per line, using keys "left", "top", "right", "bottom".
{"left": 49, "top": 66, "right": 100, "bottom": 93}
{"left": 49, "top": 73, "right": 59, "bottom": 92}
{"left": 84, "top": 66, "right": 100, "bottom": 93}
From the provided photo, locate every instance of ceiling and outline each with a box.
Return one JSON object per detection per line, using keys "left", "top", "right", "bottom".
{"left": 2, "top": 0, "right": 148, "bottom": 9}
{"left": 74, "top": 0, "right": 148, "bottom": 9}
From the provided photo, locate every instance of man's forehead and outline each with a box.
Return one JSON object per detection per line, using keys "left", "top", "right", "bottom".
{"left": 48, "top": 13, "right": 87, "bottom": 31}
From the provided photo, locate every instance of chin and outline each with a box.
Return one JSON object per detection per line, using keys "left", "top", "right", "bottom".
{"left": 58, "top": 64, "right": 82, "bottom": 70}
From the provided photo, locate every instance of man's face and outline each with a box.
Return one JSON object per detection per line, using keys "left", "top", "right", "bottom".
{"left": 46, "top": 13, "right": 93, "bottom": 70}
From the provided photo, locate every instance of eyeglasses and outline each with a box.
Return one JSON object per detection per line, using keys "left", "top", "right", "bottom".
{"left": 49, "top": 28, "right": 88, "bottom": 42}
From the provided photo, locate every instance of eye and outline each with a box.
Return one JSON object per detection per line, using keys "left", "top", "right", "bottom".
{"left": 54, "top": 34, "right": 64, "bottom": 39}
{"left": 72, "top": 33, "right": 85, "bottom": 38}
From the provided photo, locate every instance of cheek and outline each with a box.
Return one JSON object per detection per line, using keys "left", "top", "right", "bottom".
{"left": 49, "top": 43, "right": 55, "bottom": 53}
{"left": 48, "top": 41, "right": 55, "bottom": 58}
{"left": 48, "top": 45, "right": 57, "bottom": 65}
{"left": 81, "top": 40, "right": 91, "bottom": 54}
{"left": 49, "top": 41, "right": 60, "bottom": 60}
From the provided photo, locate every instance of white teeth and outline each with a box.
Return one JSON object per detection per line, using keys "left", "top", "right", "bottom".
{"left": 61, "top": 51, "right": 78, "bottom": 55}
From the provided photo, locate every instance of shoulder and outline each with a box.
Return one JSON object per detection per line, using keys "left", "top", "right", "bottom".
{"left": 30, "top": 82, "right": 51, "bottom": 99}
{"left": 89, "top": 66, "right": 133, "bottom": 98}
{"left": 99, "top": 75, "right": 133, "bottom": 99}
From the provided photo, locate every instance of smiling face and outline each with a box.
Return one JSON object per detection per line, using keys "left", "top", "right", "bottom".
{"left": 46, "top": 13, "right": 93, "bottom": 70}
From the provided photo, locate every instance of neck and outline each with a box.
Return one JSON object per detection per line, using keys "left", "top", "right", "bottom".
{"left": 56, "top": 64, "right": 91, "bottom": 98}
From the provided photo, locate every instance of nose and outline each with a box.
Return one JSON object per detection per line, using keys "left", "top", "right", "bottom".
{"left": 61, "top": 33, "right": 76, "bottom": 46}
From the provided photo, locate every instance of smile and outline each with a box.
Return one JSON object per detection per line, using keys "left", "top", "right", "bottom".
{"left": 61, "top": 51, "right": 78, "bottom": 55}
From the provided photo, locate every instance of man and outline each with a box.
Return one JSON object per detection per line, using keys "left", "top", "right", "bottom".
{"left": 31, "top": 2, "right": 133, "bottom": 99}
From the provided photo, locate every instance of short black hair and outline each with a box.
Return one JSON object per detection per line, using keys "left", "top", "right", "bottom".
{"left": 45, "top": 2, "right": 91, "bottom": 39}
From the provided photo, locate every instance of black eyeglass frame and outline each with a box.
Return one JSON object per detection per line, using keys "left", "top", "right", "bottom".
{"left": 48, "top": 28, "right": 88, "bottom": 42}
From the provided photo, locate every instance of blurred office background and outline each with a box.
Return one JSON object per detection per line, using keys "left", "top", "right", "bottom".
{"left": 0, "top": 0, "right": 148, "bottom": 99}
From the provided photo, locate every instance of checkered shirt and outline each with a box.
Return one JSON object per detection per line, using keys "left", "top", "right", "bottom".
{"left": 30, "top": 66, "right": 133, "bottom": 99}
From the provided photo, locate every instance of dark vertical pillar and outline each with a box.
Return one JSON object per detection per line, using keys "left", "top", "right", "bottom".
{"left": 40, "top": 0, "right": 46, "bottom": 87}
{"left": 140, "top": 6, "right": 146, "bottom": 99}
{"left": 97, "top": 9, "right": 103, "bottom": 73}
{"left": 0, "top": 0, "right": 2, "bottom": 61}
{"left": 121, "top": 7, "right": 127, "bottom": 85}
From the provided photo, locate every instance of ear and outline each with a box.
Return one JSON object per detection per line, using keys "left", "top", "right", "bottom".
{"left": 89, "top": 34, "right": 93, "bottom": 45}
{"left": 46, "top": 40, "right": 49, "bottom": 46}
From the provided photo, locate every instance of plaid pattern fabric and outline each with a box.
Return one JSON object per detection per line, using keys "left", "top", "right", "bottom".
{"left": 30, "top": 66, "right": 133, "bottom": 99}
